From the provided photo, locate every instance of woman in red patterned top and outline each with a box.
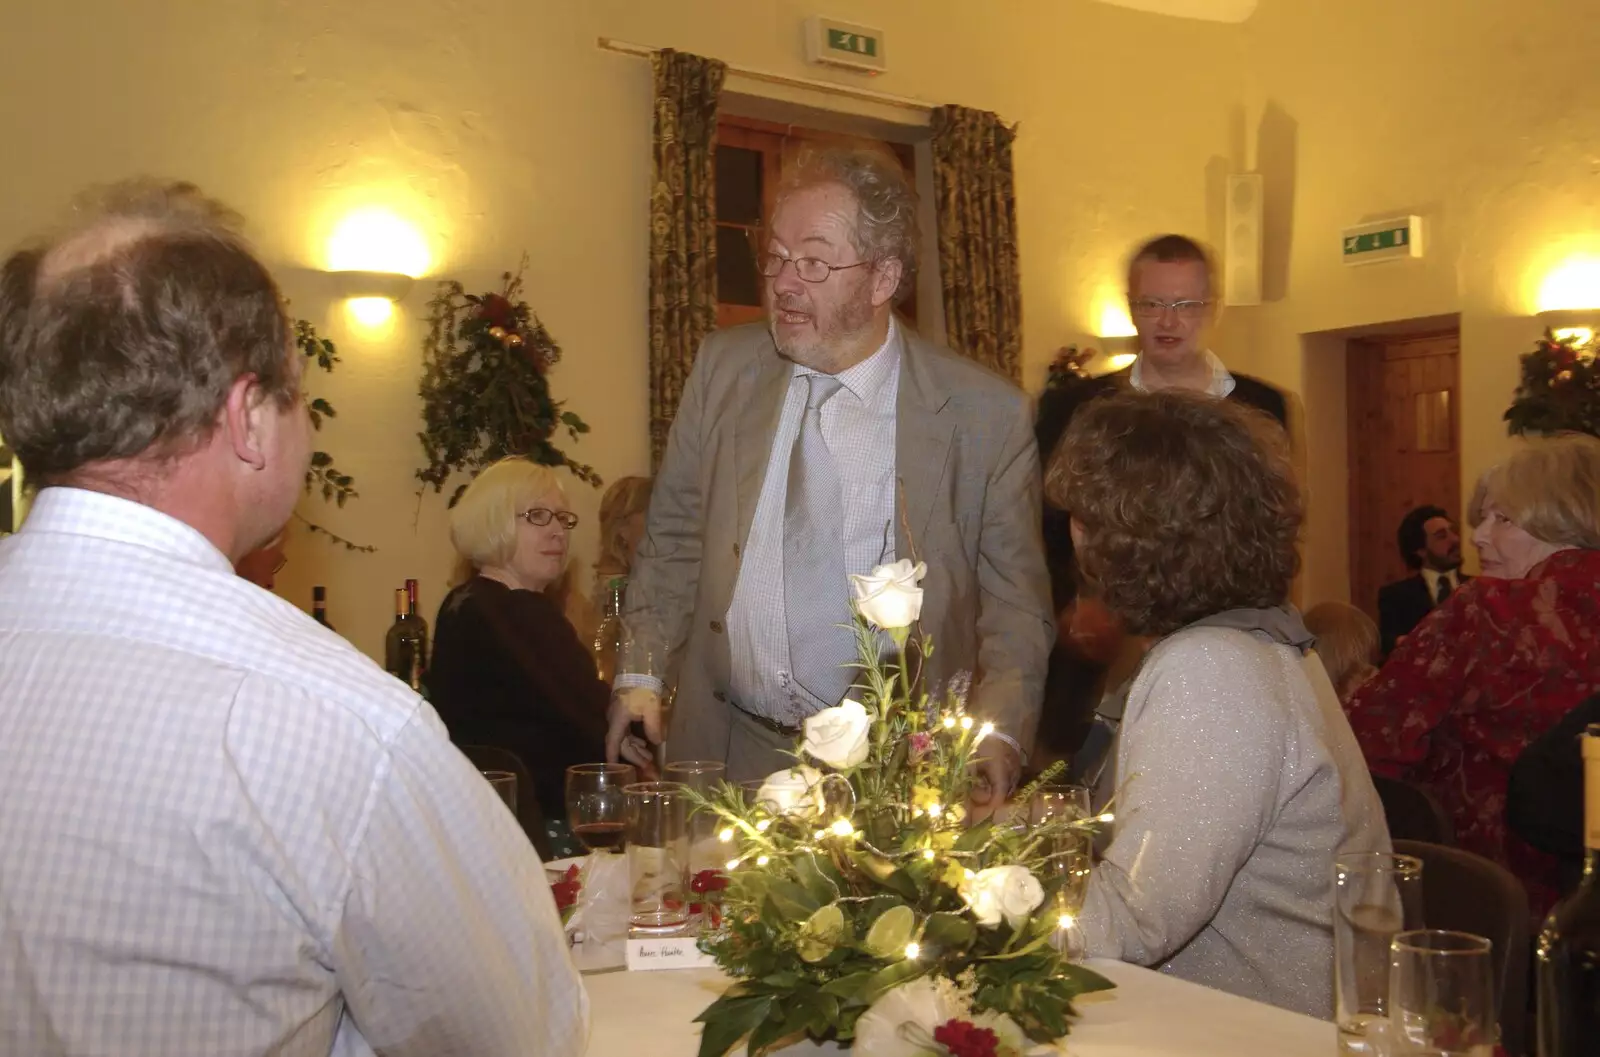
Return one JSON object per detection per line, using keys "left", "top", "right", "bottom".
{"left": 1347, "top": 433, "right": 1600, "bottom": 916}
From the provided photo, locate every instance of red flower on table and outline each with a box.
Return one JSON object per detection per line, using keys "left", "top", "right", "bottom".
{"left": 908, "top": 731, "right": 934, "bottom": 760}
{"left": 550, "top": 864, "right": 581, "bottom": 912}
{"left": 933, "top": 1019, "right": 999, "bottom": 1057}
{"left": 690, "top": 869, "right": 729, "bottom": 895}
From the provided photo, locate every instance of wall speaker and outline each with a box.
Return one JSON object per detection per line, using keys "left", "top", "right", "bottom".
{"left": 1224, "top": 173, "right": 1264, "bottom": 307}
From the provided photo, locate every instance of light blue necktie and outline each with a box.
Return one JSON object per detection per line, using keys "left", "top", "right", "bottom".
{"left": 783, "top": 373, "right": 855, "bottom": 709}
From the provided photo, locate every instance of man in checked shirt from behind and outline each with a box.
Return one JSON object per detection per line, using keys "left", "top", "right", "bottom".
{"left": 0, "top": 179, "right": 586, "bottom": 1056}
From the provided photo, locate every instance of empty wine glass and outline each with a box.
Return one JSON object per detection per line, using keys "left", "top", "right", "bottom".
{"left": 482, "top": 770, "right": 518, "bottom": 817}
{"left": 1387, "top": 930, "right": 1496, "bottom": 1057}
{"left": 565, "top": 763, "right": 636, "bottom": 853}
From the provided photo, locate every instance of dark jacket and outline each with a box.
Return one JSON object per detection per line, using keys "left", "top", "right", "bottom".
{"left": 1507, "top": 692, "right": 1600, "bottom": 893}
{"left": 1378, "top": 574, "right": 1468, "bottom": 657}
{"left": 1031, "top": 364, "right": 1289, "bottom": 759}
{"left": 428, "top": 576, "right": 609, "bottom": 819}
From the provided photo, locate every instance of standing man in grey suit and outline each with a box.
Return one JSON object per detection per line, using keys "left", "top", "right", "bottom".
{"left": 606, "top": 148, "right": 1052, "bottom": 815}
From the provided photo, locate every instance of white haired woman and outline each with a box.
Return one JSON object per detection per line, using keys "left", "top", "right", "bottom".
{"left": 1349, "top": 432, "right": 1600, "bottom": 917}
{"left": 429, "top": 458, "right": 651, "bottom": 855}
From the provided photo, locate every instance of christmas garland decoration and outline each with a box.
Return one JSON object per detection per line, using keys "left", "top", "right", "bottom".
{"left": 1504, "top": 328, "right": 1600, "bottom": 438}
{"left": 416, "top": 265, "right": 600, "bottom": 507}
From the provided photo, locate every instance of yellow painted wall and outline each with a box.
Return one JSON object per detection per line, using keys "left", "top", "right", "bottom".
{"left": 7, "top": 1, "right": 1594, "bottom": 655}
{"left": 1222, "top": 0, "right": 1600, "bottom": 605}
{"left": 0, "top": 0, "right": 1241, "bottom": 658}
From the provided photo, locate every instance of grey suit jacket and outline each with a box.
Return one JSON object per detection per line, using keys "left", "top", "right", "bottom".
{"left": 625, "top": 322, "right": 1053, "bottom": 762}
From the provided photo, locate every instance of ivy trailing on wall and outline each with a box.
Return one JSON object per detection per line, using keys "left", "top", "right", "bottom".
{"left": 294, "top": 319, "right": 373, "bottom": 552}
{"left": 416, "top": 266, "right": 600, "bottom": 506}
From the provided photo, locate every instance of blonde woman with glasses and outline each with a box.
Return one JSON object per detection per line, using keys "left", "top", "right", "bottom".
{"left": 428, "top": 457, "right": 622, "bottom": 855}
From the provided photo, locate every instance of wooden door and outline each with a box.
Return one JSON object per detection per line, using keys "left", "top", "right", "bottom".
{"left": 1347, "top": 331, "right": 1462, "bottom": 619}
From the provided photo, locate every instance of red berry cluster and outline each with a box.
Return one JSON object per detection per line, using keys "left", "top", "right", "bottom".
{"left": 933, "top": 1019, "right": 1000, "bottom": 1057}
{"left": 550, "top": 864, "right": 581, "bottom": 912}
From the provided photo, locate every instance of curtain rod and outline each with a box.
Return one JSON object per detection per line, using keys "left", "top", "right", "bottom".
{"left": 597, "top": 36, "right": 936, "bottom": 115}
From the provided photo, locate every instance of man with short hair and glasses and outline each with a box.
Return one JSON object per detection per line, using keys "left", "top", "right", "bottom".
{"left": 0, "top": 180, "right": 585, "bottom": 1057}
{"left": 1033, "top": 234, "right": 1289, "bottom": 781}
{"left": 608, "top": 147, "right": 1052, "bottom": 817}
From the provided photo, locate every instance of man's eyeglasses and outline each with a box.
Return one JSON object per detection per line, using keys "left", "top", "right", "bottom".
{"left": 517, "top": 508, "right": 579, "bottom": 530}
{"left": 757, "top": 252, "right": 874, "bottom": 284}
{"left": 1130, "top": 297, "right": 1212, "bottom": 320}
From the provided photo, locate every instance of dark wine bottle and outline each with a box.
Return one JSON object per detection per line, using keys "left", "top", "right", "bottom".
{"left": 384, "top": 587, "right": 427, "bottom": 692}
{"left": 1536, "top": 723, "right": 1600, "bottom": 1056}
{"left": 311, "top": 585, "right": 333, "bottom": 629}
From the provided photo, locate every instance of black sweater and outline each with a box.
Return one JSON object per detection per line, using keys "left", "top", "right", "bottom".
{"left": 428, "top": 576, "right": 610, "bottom": 819}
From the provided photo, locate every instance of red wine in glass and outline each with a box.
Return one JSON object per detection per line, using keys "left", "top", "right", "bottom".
{"left": 572, "top": 820, "right": 627, "bottom": 851}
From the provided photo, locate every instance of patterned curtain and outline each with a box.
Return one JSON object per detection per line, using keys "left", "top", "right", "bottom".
{"left": 648, "top": 49, "right": 726, "bottom": 469}
{"left": 930, "top": 105, "right": 1023, "bottom": 381}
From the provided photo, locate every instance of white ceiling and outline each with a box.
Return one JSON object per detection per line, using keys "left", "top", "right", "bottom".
{"left": 1089, "top": 0, "right": 1258, "bottom": 23}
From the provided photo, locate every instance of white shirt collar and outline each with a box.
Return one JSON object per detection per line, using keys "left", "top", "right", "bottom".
{"left": 796, "top": 316, "right": 900, "bottom": 402}
{"left": 1129, "top": 348, "right": 1237, "bottom": 399}
{"left": 19, "top": 486, "right": 233, "bottom": 573}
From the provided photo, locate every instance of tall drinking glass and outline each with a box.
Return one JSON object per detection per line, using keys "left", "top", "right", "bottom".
{"left": 1387, "top": 930, "right": 1497, "bottom": 1057}
{"left": 1335, "top": 852, "right": 1426, "bottom": 1055}
{"left": 625, "top": 781, "right": 690, "bottom": 934}
{"left": 483, "top": 770, "right": 518, "bottom": 817}
{"left": 565, "top": 763, "right": 636, "bottom": 853}
{"left": 664, "top": 760, "right": 727, "bottom": 872}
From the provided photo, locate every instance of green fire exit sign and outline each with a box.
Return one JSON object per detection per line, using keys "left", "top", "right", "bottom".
{"left": 827, "top": 28, "right": 878, "bottom": 57}
{"left": 1342, "top": 215, "right": 1424, "bottom": 265}
{"left": 806, "top": 17, "right": 887, "bottom": 73}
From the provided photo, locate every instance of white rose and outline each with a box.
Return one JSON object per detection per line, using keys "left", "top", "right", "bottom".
{"left": 960, "top": 865, "right": 1045, "bottom": 930}
{"left": 755, "top": 765, "right": 826, "bottom": 815}
{"left": 802, "top": 698, "right": 872, "bottom": 769}
{"left": 852, "top": 978, "right": 964, "bottom": 1057}
{"left": 850, "top": 559, "right": 927, "bottom": 630}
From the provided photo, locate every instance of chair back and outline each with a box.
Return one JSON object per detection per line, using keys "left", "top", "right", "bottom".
{"left": 459, "top": 743, "right": 552, "bottom": 860}
{"left": 1373, "top": 774, "right": 1455, "bottom": 845}
{"left": 1393, "top": 840, "right": 1532, "bottom": 1057}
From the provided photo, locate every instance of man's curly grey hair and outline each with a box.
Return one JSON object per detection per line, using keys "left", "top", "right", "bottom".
{"left": 775, "top": 147, "right": 920, "bottom": 304}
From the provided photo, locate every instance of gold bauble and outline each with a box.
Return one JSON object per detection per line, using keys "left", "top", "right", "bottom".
{"left": 1557, "top": 369, "right": 1574, "bottom": 384}
{"left": 488, "top": 326, "right": 507, "bottom": 340}
{"left": 507, "top": 333, "right": 525, "bottom": 347}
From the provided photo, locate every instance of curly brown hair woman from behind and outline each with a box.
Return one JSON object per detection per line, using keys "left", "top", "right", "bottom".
{"left": 1051, "top": 391, "right": 1388, "bottom": 1018}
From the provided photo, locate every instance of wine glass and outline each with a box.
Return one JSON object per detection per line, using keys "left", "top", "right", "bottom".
{"left": 1387, "top": 930, "right": 1497, "bottom": 1057}
{"left": 565, "top": 763, "right": 636, "bottom": 853}
{"left": 619, "top": 617, "right": 674, "bottom": 769}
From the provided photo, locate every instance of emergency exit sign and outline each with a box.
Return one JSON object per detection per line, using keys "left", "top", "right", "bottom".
{"left": 1342, "top": 215, "right": 1424, "bottom": 265}
{"left": 806, "top": 17, "right": 887, "bottom": 74}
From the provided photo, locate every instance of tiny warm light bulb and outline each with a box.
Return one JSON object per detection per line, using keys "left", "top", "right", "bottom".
{"left": 960, "top": 716, "right": 974, "bottom": 731}
{"left": 922, "top": 848, "right": 936, "bottom": 860}
{"left": 756, "top": 855, "right": 770, "bottom": 866}
{"left": 943, "top": 715, "right": 957, "bottom": 729}
{"left": 1058, "top": 911, "right": 1076, "bottom": 930}
{"left": 904, "top": 942, "right": 920, "bottom": 960}
{"left": 756, "top": 819, "right": 771, "bottom": 832}
{"left": 978, "top": 721, "right": 995, "bottom": 739}
{"left": 725, "top": 858, "right": 742, "bottom": 872}
{"left": 830, "top": 817, "right": 856, "bottom": 838}
{"left": 1096, "top": 812, "right": 1116, "bottom": 824}
{"left": 813, "top": 829, "right": 828, "bottom": 840}
{"left": 718, "top": 827, "right": 734, "bottom": 843}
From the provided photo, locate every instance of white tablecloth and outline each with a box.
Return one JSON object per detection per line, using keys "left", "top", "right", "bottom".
{"left": 582, "top": 958, "right": 1335, "bottom": 1056}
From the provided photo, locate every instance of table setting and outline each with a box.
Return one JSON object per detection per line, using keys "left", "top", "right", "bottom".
{"left": 514, "top": 560, "right": 1506, "bottom": 1056}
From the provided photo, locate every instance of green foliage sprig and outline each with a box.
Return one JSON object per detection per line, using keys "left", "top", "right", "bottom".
{"left": 416, "top": 265, "right": 600, "bottom": 506}
{"left": 690, "top": 615, "right": 1112, "bottom": 1056}
{"left": 293, "top": 320, "right": 373, "bottom": 553}
{"left": 1505, "top": 328, "right": 1600, "bottom": 438}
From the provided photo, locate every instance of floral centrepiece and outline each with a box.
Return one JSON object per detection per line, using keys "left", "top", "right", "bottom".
{"left": 690, "top": 562, "right": 1113, "bottom": 1056}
